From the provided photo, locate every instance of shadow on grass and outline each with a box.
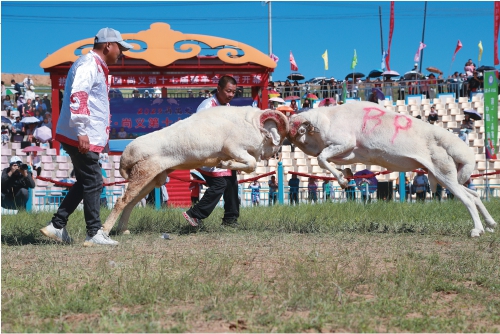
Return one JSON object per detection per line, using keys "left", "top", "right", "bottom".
{"left": 1, "top": 233, "right": 50, "bottom": 246}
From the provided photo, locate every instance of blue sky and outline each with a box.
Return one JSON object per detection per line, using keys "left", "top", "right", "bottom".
{"left": 1, "top": 1, "right": 497, "bottom": 82}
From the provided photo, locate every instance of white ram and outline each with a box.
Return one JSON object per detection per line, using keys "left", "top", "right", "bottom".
{"left": 288, "top": 102, "right": 497, "bottom": 237}
{"left": 102, "top": 106, "right": 289, "bottom": 235}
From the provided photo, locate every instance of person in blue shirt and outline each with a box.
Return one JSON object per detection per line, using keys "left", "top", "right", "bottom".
{"left": 288, "top": 174, "right": 300, "bottom": 205}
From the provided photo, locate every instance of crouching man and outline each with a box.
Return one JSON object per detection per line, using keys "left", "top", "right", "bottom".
{"left": 1, "top": 156, "right": 35, "bottom": 210}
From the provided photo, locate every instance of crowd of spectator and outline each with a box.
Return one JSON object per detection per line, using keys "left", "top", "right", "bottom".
{"left": 269, "top": 59, "right": 490, "bottom": 103}
{"left": 1, "top": 77, "right": 53, "bottom": 146}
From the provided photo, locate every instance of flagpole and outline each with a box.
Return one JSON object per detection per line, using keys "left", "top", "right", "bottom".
{"left": 379, "top": 6, "right": 384, "bottom": 55}
{"left": 268, "top": 1, "right": 273, "bottom": 81}
{"left": 419, "top": 1, "right": 427, "bottom": 72}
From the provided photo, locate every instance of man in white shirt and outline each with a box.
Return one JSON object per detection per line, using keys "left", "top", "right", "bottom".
{"left": 183, "top": 76, "right": 240, "bottom": 229}
{"left": 40, "top": 27, "right": 132, "bottom": 246}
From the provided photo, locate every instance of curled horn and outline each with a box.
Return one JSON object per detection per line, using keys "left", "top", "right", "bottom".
{"left": 260, "top": 110, "right": 290, "bottom": 138}
{"left": 288, "top": 115, "right": 307, "bottom": 137}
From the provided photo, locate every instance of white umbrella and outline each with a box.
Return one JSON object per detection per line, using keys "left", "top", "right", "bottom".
{"left": 269, "top": 97, "right": 285, "bottom": 103}
{"left": 20, "top": 116, "right": 41, "bottom": 124}
{"left": 34, "top": 126, "right": 52, "bottom": 143}
{"left": 382, "top": 70, "right": 400, "bottom": 77}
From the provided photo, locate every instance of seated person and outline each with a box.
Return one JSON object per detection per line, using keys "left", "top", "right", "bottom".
{"left": 117, "top": 127, "right": 128, "bottom": 139}
{"left": 427, "top": 106, "right": 438, "bottom": 124}
{"left": 1, "top": 156, "right": 35, "bottom": 210}
{"left": 10, "top": 116, "right": 25, "bottom": 140}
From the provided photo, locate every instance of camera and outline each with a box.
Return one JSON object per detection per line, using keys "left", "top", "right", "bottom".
{"left": 20, "top": 164, "right": 29, "bottom": 171}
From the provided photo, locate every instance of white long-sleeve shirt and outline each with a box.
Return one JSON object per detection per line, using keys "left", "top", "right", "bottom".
{"left": 55, "top": 50, "right": 111, "bottom": 153}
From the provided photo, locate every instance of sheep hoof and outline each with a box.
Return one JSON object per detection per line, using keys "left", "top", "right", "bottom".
{"left": 470, "top": 229, "right": 484, "bottom": 238}
{"left": 485, "top": 227, "right": 495, "bottom": 233}
{"left": 486, "top": 220, "right": 497, "bottom": 229}
{"left": 120, "top": 230, "right": 131, "bottom": 235}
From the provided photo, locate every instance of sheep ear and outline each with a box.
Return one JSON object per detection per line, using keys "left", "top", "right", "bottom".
{"left": 268, "top": 127, "right": 280, "bottom": 146}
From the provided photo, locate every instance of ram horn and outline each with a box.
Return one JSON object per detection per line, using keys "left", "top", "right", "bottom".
{"left": 260, "top": 110, "right": 290, "bottom": 139}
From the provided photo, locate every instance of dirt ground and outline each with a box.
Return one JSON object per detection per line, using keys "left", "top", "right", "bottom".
{"left": 1, "top": 73, "right": 51, "bottom": 87}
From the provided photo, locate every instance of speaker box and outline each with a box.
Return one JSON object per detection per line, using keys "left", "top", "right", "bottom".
{"left": 377, "top": 181, "right": 393, "bottom": 201}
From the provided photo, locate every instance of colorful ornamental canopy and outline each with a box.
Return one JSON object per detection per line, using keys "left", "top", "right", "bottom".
{"left": 40, "top": 22, "right": 276, "bottom": 73}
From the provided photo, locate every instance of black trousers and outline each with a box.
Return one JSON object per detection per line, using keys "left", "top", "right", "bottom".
{"left": 51, "top": 143, "right": 102, "bottom": 236}
{"left": 187, "top": 170, "right": 239, "bottom": 220}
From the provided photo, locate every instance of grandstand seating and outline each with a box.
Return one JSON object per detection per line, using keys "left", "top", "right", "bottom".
{"left": 1, "top": 94, "right": 498, "bottom": 210}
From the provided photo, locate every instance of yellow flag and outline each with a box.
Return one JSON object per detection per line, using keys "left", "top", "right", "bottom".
{"left": 322, "top": 50, "right": 328, "bottom": 70}
{"left": 478, "top": 41, "right": 483, "bottom": 62}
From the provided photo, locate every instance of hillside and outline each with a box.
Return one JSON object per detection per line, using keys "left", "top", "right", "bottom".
{"left": 1, "top": 73, "right": 51, "bottom": 87}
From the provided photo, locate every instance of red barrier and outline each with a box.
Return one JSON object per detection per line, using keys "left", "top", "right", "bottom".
{"left": 35, "top": 169, "right": 500, "bottom": 188}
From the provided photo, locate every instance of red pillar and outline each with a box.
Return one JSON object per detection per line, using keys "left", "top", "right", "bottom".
{"left": 51, "top": 75, "right": 60, "bottom": 154}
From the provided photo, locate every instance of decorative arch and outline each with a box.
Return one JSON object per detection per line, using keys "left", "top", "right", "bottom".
{"left": 40, "top": 22, "right": 276, "bottom": 69}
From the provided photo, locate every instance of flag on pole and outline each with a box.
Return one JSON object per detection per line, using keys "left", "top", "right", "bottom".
{"left": 495, "top": 2, "right": 500, "bottom": 65}
{"left": 452, "top": 40, "right": 462, "bottom": 61}
{"left": 322, "top": 50, "right": 328, "bottom": 70}
{"left": 290, "top": 51, "right": 298, "bottom": 71}
{"left": 414, "top": 42, "right": 427, "bottom": 62}
{"left": 381, "top": 50, "right": 388, "bottom": 70}
{"left": 269, "top": 53, "right": 279, "bottom": 63}
{"left": 386, "top": 1, "right": 395, "bottom": 71}
{"left": 478, "top": 41, "right": 483, "bottom": 62}
{"left": 351, "top": 49, "right": 358, "bottom": 69}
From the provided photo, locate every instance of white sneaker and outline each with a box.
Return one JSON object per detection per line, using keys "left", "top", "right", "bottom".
{"left": 83, "top": 228, "right": 119, "bottom": 247}
{"left": 40, "top": 222, "right": 73, "bottom": 243}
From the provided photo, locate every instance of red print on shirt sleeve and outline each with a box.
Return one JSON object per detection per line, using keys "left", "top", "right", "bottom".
{"left": 69, "top": 91, "right": 90, "bottom": 115}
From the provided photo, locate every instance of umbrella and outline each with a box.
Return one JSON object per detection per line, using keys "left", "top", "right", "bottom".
{"left": 268, "top": 90, "right": 280, "bottom": 98}
{"left": 277, "top": 105, "right": 294, "bottom": 112}
{"left": 382, "top": 70, "right": 400, "bottom": 78}
{"left": 476, "top": 65, "right": 495, "bottom": 72}
{"left": 354, "top": 169, "right": 378, "bottom": 194}
{"left": 404, "top": 71, "right": 424, "bottom": 80}
{"left": 345, "top": 72, "right": 365, "bottom": 80}
{"left": 463, "top": 109, "right": 482, "bottom": 120}
{"left": 303, "top": 93, "right": 319, "bottom": 100}
{"left": 371, "top": 88, "right": 385, "bottom": 101}
{"left": 33, "top": 126, "right": 52, "bottom": 142}
{"left": 1, "top": 116, "right": 12, "bottom": 124}
{"left": 287, "top": 73, "right": 305, "bottom": 81}
{"left": 190, "top": 170, "right": 206, "bottom": 181}
{"left": 285, "top": 95, "right": 301, "bottom": 101}
{"left": 426, "top": 66, "right": 443, "bottom": 75}
{"left": 22, "top": 146, "right": 44, "bottom": 153}
{"left": 20, "top": 116, "right": 40, "bottom": 124}
{"left": 269, "top": 97, "right": 285, "bottom": 103}
{"left": 5, "top": 88, "right": 17, "bottom": 95}
{"left": 368, "top": 69, "right": 384, "bottom": 78}
{"left": 318, "top": 98, "right": 336, "bottom": 107}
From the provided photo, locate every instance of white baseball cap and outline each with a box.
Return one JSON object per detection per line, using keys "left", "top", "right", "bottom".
{"left": 94, "top": 27, "right": 132, "bottom": 51}
{"left": 10, "top": 156, "right": 22, "bottom": 164}
{"left": 43, "top": 93, "right": 48, "bottom": 97}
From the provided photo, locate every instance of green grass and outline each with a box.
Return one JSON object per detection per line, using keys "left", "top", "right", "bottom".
{"left": 2, "top": 199, "right": 500, "bottom": 332}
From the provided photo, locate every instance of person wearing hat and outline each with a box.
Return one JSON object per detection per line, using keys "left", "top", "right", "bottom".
{"left": 25, "top": 85, "right": 36, "bottom": 102}
{"left": 1, "top": 156, "right": 35, "bottom": 210}
{"left": 23, "top": 76, "right": 34, "bottom": 91}
{"left": 143, "top": 90, "right": 150, "bottom": 98}
{"left": 42, "top": 93, "right": 51, "bottom": 113}
{"left": 40, "top": 27, "right": 132, "bottom": 246}
{"left": 412, "top": 169, "right": 430, "bottom": 202}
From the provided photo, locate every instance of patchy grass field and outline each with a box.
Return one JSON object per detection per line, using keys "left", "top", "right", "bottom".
{"left": 2, "top": 200, "right": 500, "bottom": 332}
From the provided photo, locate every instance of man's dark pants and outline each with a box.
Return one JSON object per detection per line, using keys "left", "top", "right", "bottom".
{"left": 187, "top": 170, "right": 239, "bottom": 221}
{"left": 1, "top": 189, "right": 29, "bottom": 210}
{"left": 51, "top": 143, "right": 102, "bottom": 237}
